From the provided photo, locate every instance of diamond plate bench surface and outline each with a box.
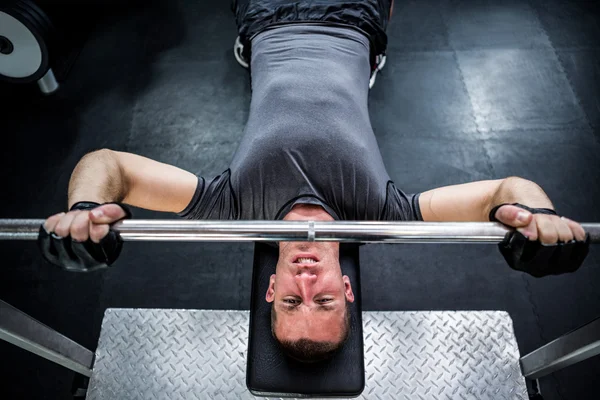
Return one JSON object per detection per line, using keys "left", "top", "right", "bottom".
{"left": 88, "top": 310, "right": 528, "bottom": 400}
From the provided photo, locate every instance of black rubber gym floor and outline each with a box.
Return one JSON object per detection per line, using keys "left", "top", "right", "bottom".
{"left": 1, "top": 0, "right": 599, "bottom": 399}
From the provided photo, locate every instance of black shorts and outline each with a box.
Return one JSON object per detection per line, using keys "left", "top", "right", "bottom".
{"left": 232, "top": 0, "right": 393, "bottom": 64}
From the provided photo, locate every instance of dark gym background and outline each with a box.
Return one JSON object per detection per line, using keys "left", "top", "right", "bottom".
{"left": 1, "top": 0, "right": 599, "bottom": 399}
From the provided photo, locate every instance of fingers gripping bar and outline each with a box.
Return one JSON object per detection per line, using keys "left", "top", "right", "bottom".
{"left": 1, "top": 219, "right": 600, "bottom": 243}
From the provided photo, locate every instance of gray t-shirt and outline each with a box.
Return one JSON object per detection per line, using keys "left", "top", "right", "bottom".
{"left": 179, "top": 24, "right": 422, "bottom": 222}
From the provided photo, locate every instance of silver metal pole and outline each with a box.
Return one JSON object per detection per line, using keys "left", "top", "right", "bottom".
{"left": 0, "top": 300, "right": 94, "bottom": 377}
{"left": 0, "top": 219, "right": 599, "bottom": 243}
{"left": 521, "top": 317, "right": 600, "bottom": 379}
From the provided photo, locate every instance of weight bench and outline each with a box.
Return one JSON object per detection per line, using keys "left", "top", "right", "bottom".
{"left": 81, "top": 243, "right": 529, "bottom": 399}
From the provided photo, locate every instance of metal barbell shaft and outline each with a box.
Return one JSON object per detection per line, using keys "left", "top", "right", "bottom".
{"left": 0, "top": 219, "right": 599, "bottom": 243}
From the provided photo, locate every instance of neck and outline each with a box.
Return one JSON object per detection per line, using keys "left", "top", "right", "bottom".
{"left": 283, "top": 204, "right": 335, "bottom": 221}
{"left": 277, "top": 204, "right": 339, "bottom": 269}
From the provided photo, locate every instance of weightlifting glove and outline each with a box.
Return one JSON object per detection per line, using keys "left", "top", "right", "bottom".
{"left": 490, "top": 203, "right": 590, "bottom": 278}
{"left": 38, "top": 202, "right": 132, "bottom": 272}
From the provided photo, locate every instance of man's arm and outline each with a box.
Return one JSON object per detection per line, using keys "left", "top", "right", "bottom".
{"left": 418, "top": 176, "right": 586, "bottom": 243}
{"left": 68, "top": 149, "right": 198, "bottom": 213}
{"left": 46, "top": 149, "right": 198, "bottom": 244}
{"left": 418, "top": 177, "right": 551, "bottom": 222}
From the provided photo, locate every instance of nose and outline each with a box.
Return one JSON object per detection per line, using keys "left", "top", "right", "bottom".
{"left": 295, "top": 269, "right": 317, "bottom": 280}
{"left": 295, "top": 271, "right": 317, "bottom": 298}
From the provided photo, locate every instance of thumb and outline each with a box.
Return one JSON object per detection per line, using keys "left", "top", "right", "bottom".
{"left": 493, "top": 205, "right": 532, "bottom": 227}
{"left": 89, "top": 204, "right": 128, "bottom": 224}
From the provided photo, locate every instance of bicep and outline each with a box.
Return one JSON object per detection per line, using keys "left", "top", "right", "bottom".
{"left": 114, "top": 151, "right": 198, "bottom": 213}
{"left": 418, "top": 179, "right": 503, "bottom": 222}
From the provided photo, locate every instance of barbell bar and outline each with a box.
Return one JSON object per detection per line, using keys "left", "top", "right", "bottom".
{"left": 0, "top": 219, "right": 599, "bottom": 244}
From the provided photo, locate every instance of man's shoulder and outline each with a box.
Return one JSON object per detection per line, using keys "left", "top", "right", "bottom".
{"left": 381, "top": 181, "right": 423, "bottom": 221}
{"left": 182, "top": 169, "right": 238, "bottom": 220}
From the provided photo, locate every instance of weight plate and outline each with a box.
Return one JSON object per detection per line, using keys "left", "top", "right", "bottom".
{"left": 15, "top": 0, "right": 56, "bottom": 42}
{"left": 0, "top": 7, "right": 49, "bottom": 82}
{"left": 10, "top": 1, "right": 52, "bottom": 67}
{"left": 8, "top": 3, "right": 47, "bottom": 51}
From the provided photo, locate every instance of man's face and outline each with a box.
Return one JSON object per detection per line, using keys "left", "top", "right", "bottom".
{"left": 266, "top": 241, "right": 354, "bottom": 343}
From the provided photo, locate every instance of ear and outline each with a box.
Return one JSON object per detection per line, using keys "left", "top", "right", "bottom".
{"left": 265, "top": 274, "right": 276, "bottom": 303}
{"left": 342, "top": 275, "right": 354, "bottom": 303}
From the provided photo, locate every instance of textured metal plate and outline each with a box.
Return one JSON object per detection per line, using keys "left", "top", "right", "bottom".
{"left": 88, "top": 310, "right": 527, "bottom": 400}
{"left": 362, "top": 311, "right": 527, "bottom": 400}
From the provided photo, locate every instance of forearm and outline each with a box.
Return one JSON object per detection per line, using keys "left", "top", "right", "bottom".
{"left": 486, "top": 177, "right": 554, "bottom": 217}
{"left": 67, "top": 149, "right": 128, "bottom": 209}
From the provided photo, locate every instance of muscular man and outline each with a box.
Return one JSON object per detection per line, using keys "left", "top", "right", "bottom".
{"left": 39, "top": 0, "right": 589, "bottom": 363}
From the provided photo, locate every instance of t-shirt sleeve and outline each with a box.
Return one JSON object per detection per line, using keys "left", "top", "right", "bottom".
{"left": 382, "top": 181, "right": 423, "bottom": 221}
{"left": 176, "top": 170, "right": 237, "bottom": 220}
{"left": 177, "top": 176, "right": 206, "bottom": 219}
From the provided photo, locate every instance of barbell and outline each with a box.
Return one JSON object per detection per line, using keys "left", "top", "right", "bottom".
{"left": 1, "top": 219, "right": 599, "bottom": 243}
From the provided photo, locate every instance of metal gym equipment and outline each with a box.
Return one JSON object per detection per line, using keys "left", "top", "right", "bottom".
{"left": 0, "top": 0, "right": 59, "bottom": 94}
{"left": 2, "top": 219, "right": 600, "bottom": 243}
{"left": 1, "top": 219, "right": 599, "bottom": 399}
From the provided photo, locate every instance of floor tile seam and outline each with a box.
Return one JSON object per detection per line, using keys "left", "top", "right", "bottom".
{"left": 444, "top": 0, "right": 554, "bottom": 53}
{"left": 379, "top": 47, "right": 592, "bottom": 59}
{"left": 522, "top": 5, "right": 574, "bottom": 399}
{"left": 521, "top": 275, "right": 548, "bottom": 344}
{"left": 453, "top": 46, "right": 566, "bottom": 56}
{"left": 529, "top": 0, "right": 595, "bottom": 135}
{"left": 551, "top": 51, "right": 595, "bottom": 135}
{"left": 530, "top": 0, "right": 600, "bottom": 53}
{"left": 381, "top": 123, "right": 594, "bottom": 135}
{"left": 528, "top": 0, "right": 565, "bottom": 52}
{"left": 552, "top": 45, "right": 600, "bottom": 53}
{"left": 461, "top": 61, "right": 502, "bottom": 178}
{"left": 478, "top": 124, "right": 596, "bottom": 138}
{"left": 453, "top": 43, "right": 600, "bottom": 53}
{"left": 442, "top": 13, "right": 478, "bottom": 134}
{"left": 387, "top": 4, "right": 454, "bottom": 58}
{"left": 441, "top": 2, "right": 501, "bottom": 178}
{"left": 519, "top": 272, "right": 569, "bottom": 400}
{"left": 389, "top": 44, "right": 595, "bottom": 55}
{"left": 451, "top": 43, "right": 557, "bottom": 52}
{"left": 450, "top": 45, "right": 499, "bottom": 178}
{"left": 91, "top": 274, "right": 110, "bottom": 352}
{"left": 375, "top": 126, "right": 596, "bottom": 148}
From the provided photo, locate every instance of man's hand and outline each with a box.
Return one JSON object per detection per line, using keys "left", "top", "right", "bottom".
{"left": 38, "top": 203, "right": 130, "bottom": 272}
{"left": 44, "top": 204, "right": 128, "bottom": 244}
{"left": 492, "top": 204, "right": 590, "bottom": 277}
{"left": 493, "top": 204, "right": 586, "bottom": 244}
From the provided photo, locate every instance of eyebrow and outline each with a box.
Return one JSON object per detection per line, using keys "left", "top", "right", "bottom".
{"left": 318, "top": 304, "right": 336, "bottom": 312}
{"left": 278, "top": 303, "right": 337, "bottom": 313}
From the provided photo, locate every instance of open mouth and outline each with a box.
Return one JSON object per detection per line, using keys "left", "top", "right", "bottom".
{"left": 293, "top": 254, "right": 320, "bottom": 264}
